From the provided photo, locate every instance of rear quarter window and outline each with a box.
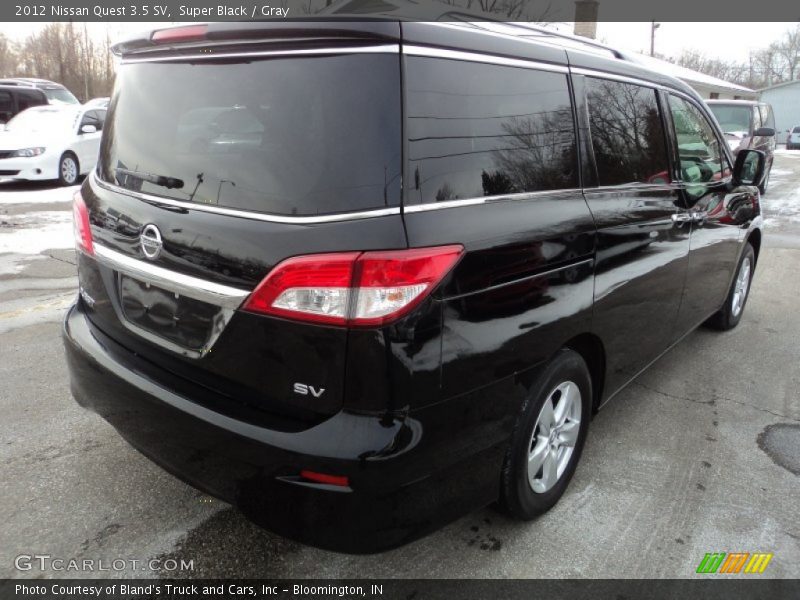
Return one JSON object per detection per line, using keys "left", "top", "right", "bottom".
{"left": 404, "top": 57, "right": 578, "bottom": 204}
{"left": 17, "top": 91, "right": 46, "bottom": 112}
{"left": 99, "top": 53, "right": 401, "bottom": 216}
{"left": 0, "top": 91, "right": 12, "bottom": 121}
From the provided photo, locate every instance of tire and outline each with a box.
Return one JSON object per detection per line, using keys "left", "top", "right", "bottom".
{"left": 499, "top": 348, "right": 592, "bottom": 520}
{"left": 58, "top": 152, "right": 79, "bottom": 186}
{"left": 705, "top": 243, "right": 755, "bottom": 331}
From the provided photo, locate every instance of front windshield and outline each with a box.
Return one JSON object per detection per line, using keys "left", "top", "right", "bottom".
{"left": 708, "top": 105, "right": 752, "bottom": 135}
{"left": 6, "top": 109, "right": 76, "bottom": 133}
{"left": 44, "top": 88, "right": 80, "bottom": 104}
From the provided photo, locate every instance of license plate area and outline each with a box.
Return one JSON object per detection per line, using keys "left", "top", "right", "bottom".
{"left": 119, "top": 274, "right": 220, "bottom": 353}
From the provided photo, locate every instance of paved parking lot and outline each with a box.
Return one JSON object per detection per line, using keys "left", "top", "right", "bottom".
{"left": 1, "top": 152, "right": 798, "bottom": 579}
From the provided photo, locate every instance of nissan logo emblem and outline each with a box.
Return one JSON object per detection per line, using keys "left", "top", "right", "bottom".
{"left": 140, "top": 224, "right": 163, "bottom": 260}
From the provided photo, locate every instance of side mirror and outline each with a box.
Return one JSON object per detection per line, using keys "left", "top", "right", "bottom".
{"left": 753, "top": 127, "right": 775, "bottom": 137}
{"left": 80, "top": 124, "right": 97, "bottom": 134}
{"left": 733, "top": 149, "right": 766, "bottom": 187}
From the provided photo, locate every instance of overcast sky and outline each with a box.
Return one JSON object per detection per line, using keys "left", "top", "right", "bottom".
{"left": 1, "top": 21, "right": 795, "bottom": 64}
{"left": 595, "top": 22, "right": 793, "bottom": 62}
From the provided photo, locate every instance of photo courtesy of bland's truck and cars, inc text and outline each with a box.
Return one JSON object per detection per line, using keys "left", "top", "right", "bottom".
{"left": 0, "top": 0, "right": 797, "bottom": 598}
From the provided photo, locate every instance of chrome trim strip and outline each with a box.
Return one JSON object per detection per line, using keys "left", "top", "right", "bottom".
{"left": 583, "top": 183, "right": 676, "bottom": 194}
{"left": 91, "top": 171, "right": 401, "bottom": 224}
{"left": 93, "top": 244, "right": 250, "bottom": 311}
{"left": 121, "top": 43, "right": 400, "bottom": 63}
{"left": 403, "top": 188, "right": 583, "bottom": 213}
{"left": 446, "top": 258, "right": 595, "bottom": 301}
{"left": 570, "top": 67, "right": 663, "bottom": 90}
{"left": 402, "top": 45, "right": 569, "bottom": 73}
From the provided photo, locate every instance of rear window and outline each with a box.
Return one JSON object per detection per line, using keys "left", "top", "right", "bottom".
{"left": 99, "top": 54, "right": 401, "bottom": 216}
{"left": 404, "top": 57, "right": 578, "bottom": 204}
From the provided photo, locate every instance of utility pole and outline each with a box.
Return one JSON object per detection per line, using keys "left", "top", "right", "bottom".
{"left": 650, "top": 21, "right": 660, "bottom": 57}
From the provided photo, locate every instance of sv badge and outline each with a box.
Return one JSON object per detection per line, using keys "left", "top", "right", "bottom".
{"left": 293, "top": 383, "right": 326, "bottom": 398}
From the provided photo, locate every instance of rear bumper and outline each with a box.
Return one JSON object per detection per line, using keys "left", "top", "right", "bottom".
{"left": 63, "top": 302, "right": 507, "bottom": 553}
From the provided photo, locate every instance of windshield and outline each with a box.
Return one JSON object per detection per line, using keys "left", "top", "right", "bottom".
{"left": 44, "top": 87, "right": 80, "bottom": 104}
{"left": 6, "top": 108, "right": 77, "bottom": 133}
{"left": 99, "top": 54, "right": 401, "bottom": 216}
{"left": 707, "top": 104, "right": 752, "bottom": 135}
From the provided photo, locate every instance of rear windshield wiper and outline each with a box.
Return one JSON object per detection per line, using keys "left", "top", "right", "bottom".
{"left": 115, "top": 168, "right": 184, "bottom": 190}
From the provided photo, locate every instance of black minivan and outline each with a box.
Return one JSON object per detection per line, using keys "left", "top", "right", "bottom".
{"left": 0, "top": 84, "right": 48, "bottom": 124}
{"left": 64, "top": 21, "right": 765, "bottom": 553}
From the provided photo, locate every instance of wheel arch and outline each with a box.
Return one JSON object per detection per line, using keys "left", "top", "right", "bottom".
{"left": 562, "top": 333, "right": 606, "bottom": 413}
{"left": 746, "top": 228, "right": 762, "bottom": 266}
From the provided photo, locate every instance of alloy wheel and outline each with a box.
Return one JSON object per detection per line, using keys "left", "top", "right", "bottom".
{"left": 527, "top": 380, "right": 582, "bottom": 493}
{"left": 61, "top": 157, "right": 78, "bottom": 184}
{"left": 731, "top": 256, "right": 752, "bottom": 318}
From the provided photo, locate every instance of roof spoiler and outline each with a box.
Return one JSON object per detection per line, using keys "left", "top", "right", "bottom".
{"left": 111, "top": 20, "right": 402, "bottom": 56}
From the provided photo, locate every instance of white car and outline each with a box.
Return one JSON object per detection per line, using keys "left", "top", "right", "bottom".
{"left": 0, "top": 105, "right": 105, "bottom": 186}
{"left": 787, "top": 126, "right": 800, "bottom": 150}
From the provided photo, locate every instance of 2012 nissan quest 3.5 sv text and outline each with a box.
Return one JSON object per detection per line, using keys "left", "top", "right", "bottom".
{"left": 63, "top": 21, "right": 765, "bottom": 553}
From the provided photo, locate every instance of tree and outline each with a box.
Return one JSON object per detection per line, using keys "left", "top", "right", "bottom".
{"left": 0, "top": 23, "right": 115, "bottom": 102}
{"left": 668, "top": 25, "right": 800, "bottom": 90}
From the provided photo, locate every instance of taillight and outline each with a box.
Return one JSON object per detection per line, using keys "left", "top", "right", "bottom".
{"left": 243, "top": 245, "right": 464, "bottom": 327}
{"left": 72, "top": 190, "right": 93, "bottom": 256}
{"left": 151, "top": 24, "right": 208, "bottom": 44}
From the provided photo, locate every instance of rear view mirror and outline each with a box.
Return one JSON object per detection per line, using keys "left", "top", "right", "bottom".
{"left": 733, "top": 149, "right": 765, "bottom": 187}
{"left": 80, "top": 124, "right": 97, "bottom": 134}
{"left": 753, "top": 127, "right": 775, "bottom": 137}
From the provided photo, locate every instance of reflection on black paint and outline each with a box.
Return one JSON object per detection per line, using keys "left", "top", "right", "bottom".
{"left": 585, "top": 78, "right": 670, "bottom": 186}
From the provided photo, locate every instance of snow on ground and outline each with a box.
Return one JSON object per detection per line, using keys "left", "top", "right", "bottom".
{"left": 0, "top": 183, "right": 77, "bottom": 204}
{"left": 0, "top": 211, "right": 73, "bottom": 255}
{"left": 763, "top": 186, "right": 800, "bottom": 228}
{"left": 770, "top": 167, "right": 793, "bottom": 180}
{"left": 774, "top": 148, "right": 800, "bottom": 158}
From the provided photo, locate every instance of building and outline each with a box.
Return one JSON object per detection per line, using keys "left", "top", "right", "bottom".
{"left": 627, "top": 54, "right": 758, "bottom": 101}
{"left": 759, "top": 80, "right": 800, "bottom": 144}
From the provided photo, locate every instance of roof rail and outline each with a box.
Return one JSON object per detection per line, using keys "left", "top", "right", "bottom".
{"left": 462, "top": 21, "right": 627, "bottom": 61}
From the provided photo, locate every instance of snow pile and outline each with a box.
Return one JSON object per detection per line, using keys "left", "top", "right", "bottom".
{"left": 0, "top": 211, "right": 74, "bottom": 254}
{"left": 0, "top": 183, "right": 78, "bottom": 205}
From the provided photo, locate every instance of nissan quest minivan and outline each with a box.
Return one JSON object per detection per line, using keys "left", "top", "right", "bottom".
{"left": 63, "top": 21, "right": 765, "bottom": 553}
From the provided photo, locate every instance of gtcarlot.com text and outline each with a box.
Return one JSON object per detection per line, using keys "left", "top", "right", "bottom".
{"left": 14, "top": 553, "right": 194, "bottom": 573}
